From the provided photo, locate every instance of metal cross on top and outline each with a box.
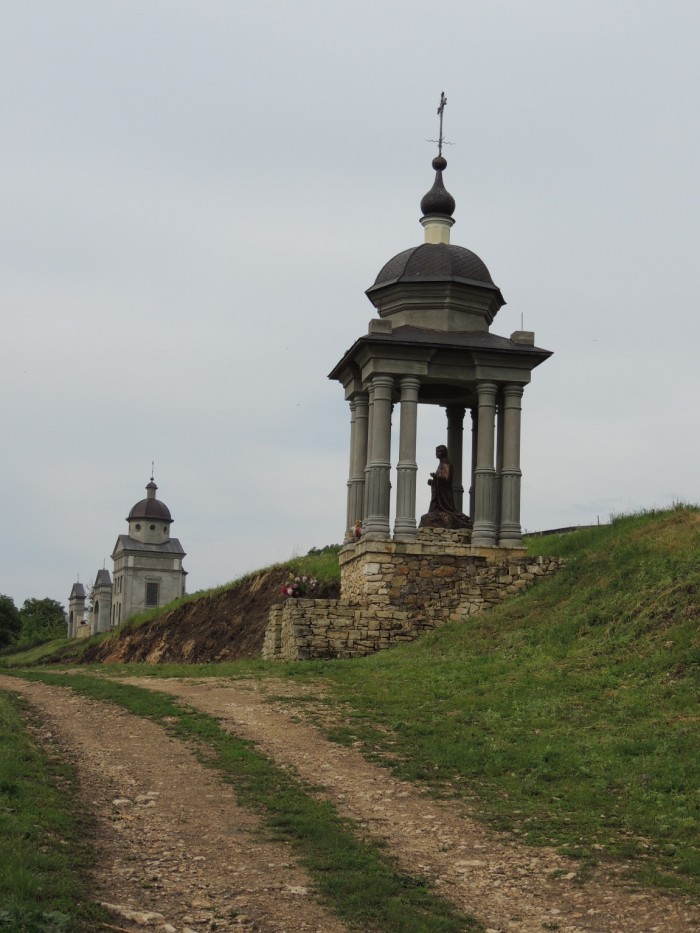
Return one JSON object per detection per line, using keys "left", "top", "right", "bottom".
{"left": 436, "top": 91, "right": 447, "bottom": 156}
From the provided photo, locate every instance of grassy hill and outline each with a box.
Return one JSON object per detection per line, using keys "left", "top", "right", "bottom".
{"left": 2, "top": 506, "right": 699, "bottom": 895}
{"left": 289, "top": 506, "right": 699, "bottom": 893}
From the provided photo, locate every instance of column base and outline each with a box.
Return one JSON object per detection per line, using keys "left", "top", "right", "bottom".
{"left": 471, "top": 522, "right": 497, "bottom": 547}
{"left": 393, "top": 517, "right": 417, "bottom": 540}
{"left": 362, "top": 530, "right": 391, "bottom": 542}
{"left": 498, "top": 523, "right": 523, "bottom": 547}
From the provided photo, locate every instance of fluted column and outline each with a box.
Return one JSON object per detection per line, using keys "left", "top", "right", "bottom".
{"left": 362, "top": 382, "right": 376, "bottom": 524}
{"left": 393, "top": 376, "right": 420, "bottom": 540}
{"left": 471, "top": 381, "right": 498, "bottom": 546}
{"left": 344, "top": 394, "right": 369, "bottom": 541}
{"left": 498, "top": 384, "right": 524, "bottom": 546}
{"left": 364, "top": 375, "right": 394, "bottom": 539}
{"left": 344, "top": 400, "right": 358, "bottom": 542}
{"left": 495, "top": 389, "right": 505, "bottom": 533}
{"left": 469, "top": 407, "right": 477, "bottom": 522}
{"left": 446, "top": 406, "right": 466, "bottom": 514}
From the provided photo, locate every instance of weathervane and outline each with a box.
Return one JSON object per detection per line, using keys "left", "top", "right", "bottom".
{"left": 427, "top": 91, "right": 452, "bottom": 156}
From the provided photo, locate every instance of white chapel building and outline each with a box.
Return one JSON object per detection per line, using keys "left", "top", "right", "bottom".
{"left": 68, "top": 478, "right": 187, "bottom": 636}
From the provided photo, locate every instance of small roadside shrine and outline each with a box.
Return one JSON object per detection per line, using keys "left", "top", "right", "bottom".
{"left": 329, "top": 99, "right": 551, "bottom": 548}
{"left": 264, "top": 97, "right": 558, "bottom": 661}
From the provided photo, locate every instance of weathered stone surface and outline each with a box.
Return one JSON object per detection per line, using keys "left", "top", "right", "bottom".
{"left": 262, "top": 540, "right": 564, "bottom": 661}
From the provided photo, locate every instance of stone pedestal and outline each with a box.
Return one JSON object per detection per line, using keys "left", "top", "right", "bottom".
{"left": 262, "top": 532, "right": 563, "bottom": 662}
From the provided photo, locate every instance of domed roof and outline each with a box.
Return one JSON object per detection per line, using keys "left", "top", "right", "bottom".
{"left": 127, "top": 480, "right": 173, "bottom": 523}
{"left": 372, "top": 243, "right": 495, "bottom": 290}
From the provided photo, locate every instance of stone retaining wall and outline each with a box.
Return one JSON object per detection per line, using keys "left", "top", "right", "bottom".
{"left": 263, "top": 531, "right": 563, "bottom": 661}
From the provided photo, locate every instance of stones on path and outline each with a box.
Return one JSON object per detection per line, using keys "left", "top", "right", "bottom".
{"left": 126, "top": 676, "right": 700, "bottom": 933}
{"left": 101, "top": 902, "right": 166, "bottom": 926}
{"left": 0, "top": 676, "right": 348, "bottom": 933}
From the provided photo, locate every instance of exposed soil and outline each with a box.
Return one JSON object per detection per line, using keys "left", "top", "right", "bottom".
{"left": 79, "top": 570, "right": 339, "bottom": 665}
{"left": 2, "top": 672, "right": 698, "bottom": 933}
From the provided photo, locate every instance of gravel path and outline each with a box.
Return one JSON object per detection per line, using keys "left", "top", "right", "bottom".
{"left": 121, "top": 676, "right": 700, "bottom": 933}
{"left": 2, "top": 673, "right": 698, "bottom": 932}
{"left": 0, "top": 675, "right": 347, "bottom": 933}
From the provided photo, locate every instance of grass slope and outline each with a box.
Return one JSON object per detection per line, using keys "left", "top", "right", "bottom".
{"left": 4, "top": 507, "right": 698, "bottom": 899}
{"left": 289, "top": 507, "right": 700, "bottom": 893}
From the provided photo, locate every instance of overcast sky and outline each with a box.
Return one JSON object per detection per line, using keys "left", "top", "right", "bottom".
{"left": 2, "top": 1, "right": 699, "bottom": 609}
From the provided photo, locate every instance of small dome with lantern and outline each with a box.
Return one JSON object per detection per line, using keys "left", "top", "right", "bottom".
{"left": 126, "top": 478, "right": 173, "bottom": 546}
{"left": 365, "top": 154, "right": 504, "bottom": 331}
{"left": 127, "top": 479, "right": 173, "bottom": 524}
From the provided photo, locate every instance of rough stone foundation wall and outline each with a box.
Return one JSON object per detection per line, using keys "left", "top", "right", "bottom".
{"left": 263, "top": 531, "right": 564, "bottom": 661}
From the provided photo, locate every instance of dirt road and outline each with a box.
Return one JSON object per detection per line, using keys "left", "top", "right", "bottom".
{"left": 2, "top": 674, "right": 698, "bottom": 932}
{"left": 0, "top": 675, "right": 346, "bottom": 933}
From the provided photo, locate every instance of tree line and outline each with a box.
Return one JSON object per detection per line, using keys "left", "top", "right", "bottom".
{"left": 0, "top": 595, "right": 67, "bottom": 651}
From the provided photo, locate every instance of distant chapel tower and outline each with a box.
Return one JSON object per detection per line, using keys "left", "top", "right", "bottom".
{"left": 110, "top": 479, "right": 187, "bottom": 626}
{"left": 68, "top": 582, "right": 85, "bottom": 638}
{"left": 90, "top": 568, "right": 113, "bottom": 635}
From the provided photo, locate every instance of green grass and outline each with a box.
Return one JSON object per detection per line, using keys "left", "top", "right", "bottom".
{"left": 0, "top": 691, "right": 110, "bottom": 931}
{"left": 272, "top": 506, "right": 699, "bottom": 894}
{"left": 7, "top": 672, "right": 479, "bottom": 933}
{"left": 6, "top": 507, "right": 699, "bottom": 902}
{"left": 0, "top": 639, "right": 76, "bottom": 669}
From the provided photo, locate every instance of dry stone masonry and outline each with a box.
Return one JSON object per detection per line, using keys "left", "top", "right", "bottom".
{"left": 263, "top": 529, "right": 563, "bottom": 660}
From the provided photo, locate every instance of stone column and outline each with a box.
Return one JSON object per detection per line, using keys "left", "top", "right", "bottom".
{"left": 498, "top": 384, "right": 524, "bottom": 546}
{"left": 345, "top": 394, "right": 369, "bottom": 541}
{"left": 446, "top": 406, "right": 466, "bottom": 513}
{"left": 471, "top": 381, "right": 498, "bottom": 546}
{"left": 393, "top": 376, "right": 420, "bottom": 540}
{"left": 495, "top": 389, "right": 505, "bottom": 533}
{"left": 362, "top": 382, "right": 376, "bottom": 524}
{"left": 364, "top": 375, "right": 394, "bottom": 539}
{"left": 469, "top": 408, "right": 477, "bottom": 521}
{"left": 344, "top": 400, "right": 357, "bottom": 542}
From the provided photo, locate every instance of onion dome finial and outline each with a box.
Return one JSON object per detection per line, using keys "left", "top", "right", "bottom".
{"left": 420, "top": 155, "right": 456, "bottom": 218}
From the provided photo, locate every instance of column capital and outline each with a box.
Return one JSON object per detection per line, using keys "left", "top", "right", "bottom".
{"left": 398, "top": 375, "right": 421, "bottom": 401}
{"left": 445, "top": 404, "right": 466, "bottom": 425}
{"left": 476, "top": 381, "right": 498, "bottom": 400}
{"left": 502, "top": 383, "right": 525, "bottom": 400}
{"left": 370, "top": 374, "right": 395, "bottom": 390}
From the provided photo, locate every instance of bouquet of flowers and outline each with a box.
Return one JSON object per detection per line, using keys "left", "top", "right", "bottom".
{"left": 281, "top": 574, "right": 318, "bottom": 599}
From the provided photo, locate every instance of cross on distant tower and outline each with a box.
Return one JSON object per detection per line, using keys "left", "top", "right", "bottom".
{"left": 151, "top": 460, "right": 155, "bottom": 482}
{"left": 436, "top": 91, "right": 447, "bottom": 156}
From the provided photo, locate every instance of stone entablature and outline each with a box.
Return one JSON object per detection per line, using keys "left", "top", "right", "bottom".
{"left": 262, "top": 532, "right": 563, "bottom": 661}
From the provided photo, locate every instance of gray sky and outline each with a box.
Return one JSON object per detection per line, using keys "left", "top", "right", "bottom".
{"left": 2, "top": 1, "right": 699, "bottom": 609}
